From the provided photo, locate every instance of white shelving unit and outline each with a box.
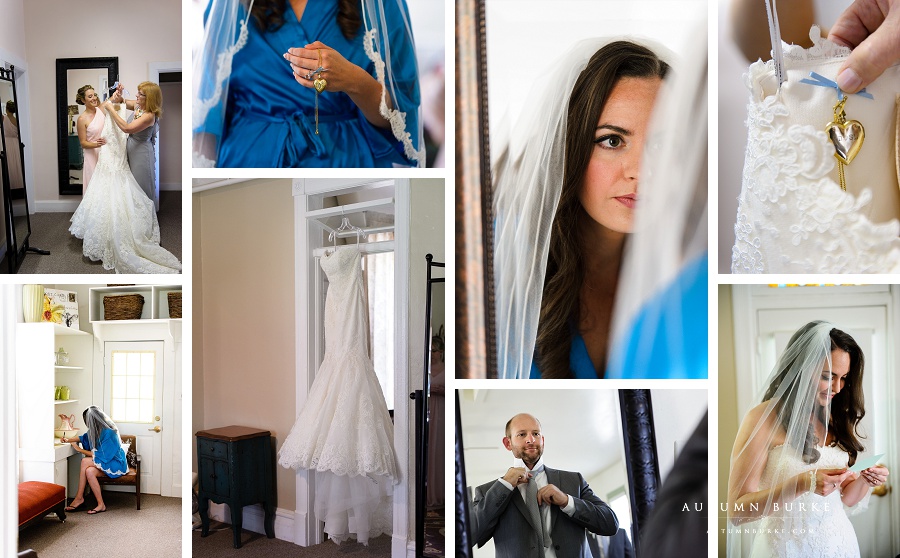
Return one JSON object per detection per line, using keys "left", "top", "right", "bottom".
{"left": 16, "top": 323, "right": 94, "bottom": 495}
{"left": 88, "top": 285, "right": 182, "bottom": 323}
{"left": 88, "top": 285, "right": 182, "bottom": 340}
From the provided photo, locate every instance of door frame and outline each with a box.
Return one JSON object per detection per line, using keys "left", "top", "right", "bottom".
{"left": 731, "top": 284, "right": 900, "bottom": 554}
{"left": 93, "top": 322, "right": 181, "bottom": 497}
{"left": 148, "top": 60, "right": 182, "bottom": 212}
{"left": 292, "top": 178, "right": 411, "bottom": 555}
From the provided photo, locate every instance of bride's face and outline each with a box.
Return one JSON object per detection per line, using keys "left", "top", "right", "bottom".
{"left": 84, "top": 89, "right": 100, "bottom": 108}
{"left": 578, "top": 76, "right": 661, "bottom": 234}
{"left": 817, "top": 348, "right": 851, "bottom": 406}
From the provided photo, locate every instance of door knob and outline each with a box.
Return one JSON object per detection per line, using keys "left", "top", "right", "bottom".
{"left": 148, "top": 426, "right": 161, "bottom": 433}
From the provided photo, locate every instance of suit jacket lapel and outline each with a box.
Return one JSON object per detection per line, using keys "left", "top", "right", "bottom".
{"left": 545, "top": 467, "right": 562, "bottom": 532}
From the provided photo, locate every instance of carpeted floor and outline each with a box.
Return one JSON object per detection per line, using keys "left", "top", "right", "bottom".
{"left": 192, "top": 522, "right": 393, "bottom": 557}
{"left": 17, "top": 493, "right": 181, "bottom": 558}
{"left": 424, "top": 508, "right": 445, "bottom": 557}
{"left": 13, "top": 190, "right": 182, "bottom": 274}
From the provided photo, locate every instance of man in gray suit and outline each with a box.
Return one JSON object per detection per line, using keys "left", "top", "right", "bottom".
{"left": 470, "top": 413, "right": 619, "bottom": 558}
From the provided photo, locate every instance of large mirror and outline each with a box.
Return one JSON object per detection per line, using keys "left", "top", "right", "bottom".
{"left": 55, "top": 57, "right": 117, "bottom": 196}
{"left": 455, "top": 1, "right": 705, "bottom": 378}
{"left": 0, "top": 65, "right": 31, "bottom": 272}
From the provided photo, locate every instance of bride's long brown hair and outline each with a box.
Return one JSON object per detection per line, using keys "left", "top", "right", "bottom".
{"left": 762, "top": 324, "right": 866, "bottom": 466}
{"left": 534, "top": 41, "right": 669, "bottom": 378}
{"left": 251, "top": 0, "right": 361, "bottom": 40}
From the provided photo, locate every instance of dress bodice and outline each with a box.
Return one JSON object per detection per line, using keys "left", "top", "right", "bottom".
{"left": 321, "top": 247, "right": 369, "bottom": 355}
{"left": 96, "top": 108, "right": 130, "bottom": 172}
{"left": 750, "top": 444, "right": 860, "bottom": 558}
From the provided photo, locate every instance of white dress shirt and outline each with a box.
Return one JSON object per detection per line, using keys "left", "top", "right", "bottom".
{"left": 497, "top": 456, "right": 576, "bottom": 558}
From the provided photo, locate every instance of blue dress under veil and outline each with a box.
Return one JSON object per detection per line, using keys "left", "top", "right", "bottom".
{"left": 529, "top": 253, "right": 708, "bottom": 379}
{"left": 78, "top": 429, "right": 129, "bottom": 479}
{"left": 197, "top": 0, "right": 421, "bottom": 168}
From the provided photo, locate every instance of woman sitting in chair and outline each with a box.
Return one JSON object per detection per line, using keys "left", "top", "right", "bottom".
{"left": 61, "top": 406, "right": 128, "bottom": 514}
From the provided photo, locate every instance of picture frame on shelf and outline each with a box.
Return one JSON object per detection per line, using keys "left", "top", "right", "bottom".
{"left": 42, "top": 288, "right": 79, "bottom": 329}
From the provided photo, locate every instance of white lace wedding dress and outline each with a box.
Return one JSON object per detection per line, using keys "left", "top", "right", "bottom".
{"left": 731, "top": 28, "right": 900, "bottom": 273}
{"left": 69, "top": 106, "right": 181, "bottom": 274}
{"left": 278, "top": 246, "right": 396, "bottom": 545}
{"left": 750, "top": 444, "right": 863, "bottom": 558}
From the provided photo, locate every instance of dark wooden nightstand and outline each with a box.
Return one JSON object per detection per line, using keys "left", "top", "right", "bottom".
{"left": 196, "top": 426, "right": 276, "bottom": 548}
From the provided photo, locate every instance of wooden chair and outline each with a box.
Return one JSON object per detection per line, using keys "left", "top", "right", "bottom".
{"left": 93, "top": 434, "right": 141, "bottom": 509}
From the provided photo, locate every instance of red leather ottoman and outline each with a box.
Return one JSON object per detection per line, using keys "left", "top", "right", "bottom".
{"left": 18, "top": 481, "right": 66, "bottom": 531}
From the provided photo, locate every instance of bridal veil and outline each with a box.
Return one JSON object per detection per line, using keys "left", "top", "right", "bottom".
{"left": 493, "top": 27, "right": 707, "bottom": 379}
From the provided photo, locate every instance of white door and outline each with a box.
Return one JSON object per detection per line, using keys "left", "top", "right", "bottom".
{"left": 749, "top": 303, "right": 893, "bottom": 558}
{"left": 103, "top": 341, "right": 164, "bottom": 494}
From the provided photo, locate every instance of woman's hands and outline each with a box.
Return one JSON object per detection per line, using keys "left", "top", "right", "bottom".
{"left": 284, "top": 41, "right": 368, "bottom": 96}
{"left": 860, "top": 465, "right": 889, "bottom": 487}
{"left": 812, "top": 468, "right": 853, "bottom": 496}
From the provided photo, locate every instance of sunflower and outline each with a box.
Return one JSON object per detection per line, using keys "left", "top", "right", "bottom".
{"left": 42, "top": 295, "right": 65, "bottom": 324}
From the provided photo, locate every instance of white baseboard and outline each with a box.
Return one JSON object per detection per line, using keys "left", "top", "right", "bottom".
{"left": 207, "top": 502, "right": 297, "bottom": 543}
{"left": 35, "top": 200, "right": 80, "bottom": 213}
{"left": 160, "top": 182, "right": 181, "bottom": 191}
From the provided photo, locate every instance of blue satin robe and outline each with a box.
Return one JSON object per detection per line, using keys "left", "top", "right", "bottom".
{"left": 199, "top": 0, "right": 420, "bottom": 168}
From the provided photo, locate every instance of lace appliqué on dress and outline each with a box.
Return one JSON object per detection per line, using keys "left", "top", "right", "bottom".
{"left": 751, "top": 445, "right": 860, "bottom": 558}
{"left": 732, "top": 58, "right": 900, "bottom": 273}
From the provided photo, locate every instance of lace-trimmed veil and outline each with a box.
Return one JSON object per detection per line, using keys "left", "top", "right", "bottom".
{"left": 192, "top": 0, "right": 424, "bottom": 167}
{"left": 492, "top": 37, "right": 676, "bottom": 379}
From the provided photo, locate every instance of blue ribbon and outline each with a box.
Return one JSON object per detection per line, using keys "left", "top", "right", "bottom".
{"left": 799, "top": 72, "right": 874, "bottom": 100}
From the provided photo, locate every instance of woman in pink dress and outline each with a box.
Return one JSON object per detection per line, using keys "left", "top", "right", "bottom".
{"left": 75, "top": 85, "right": 106, "bottom": 193}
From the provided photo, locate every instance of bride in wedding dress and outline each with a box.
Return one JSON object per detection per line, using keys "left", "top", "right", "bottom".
{"left": 69, "top": 99, "right": 181, "bottom": 274}
{"left": 726, "top": 321, "right": 889, "bottom": 557}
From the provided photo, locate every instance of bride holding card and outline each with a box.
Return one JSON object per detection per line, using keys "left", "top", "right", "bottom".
{"left": 725, "top": 321, "right": 889, "bottom": 557}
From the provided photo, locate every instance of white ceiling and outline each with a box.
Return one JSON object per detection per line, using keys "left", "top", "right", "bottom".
{"left": 459, "top": 389, "right": 624, "bottom": 488}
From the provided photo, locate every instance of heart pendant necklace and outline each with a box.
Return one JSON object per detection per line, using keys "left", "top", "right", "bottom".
{"left": 826, "top": 96, "right": 865, "bottom": 191}
{"left": 313, "top": 48, "right": 327, "bottom": 135}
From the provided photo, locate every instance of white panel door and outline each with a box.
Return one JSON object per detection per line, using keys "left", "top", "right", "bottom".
{"left": 103, "top": 341, "right": 164, "bottom": 494}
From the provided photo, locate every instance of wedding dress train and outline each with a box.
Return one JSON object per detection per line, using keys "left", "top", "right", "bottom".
{"left": 69, "top": 106, "right": 181, "bottom": 274}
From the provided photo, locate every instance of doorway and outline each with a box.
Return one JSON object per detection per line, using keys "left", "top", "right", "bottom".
{"left": 103, "top": 341, "right": 168, "bottom": 495}
{"left": 149, "top": 64, "right": 181, "bottom": 212}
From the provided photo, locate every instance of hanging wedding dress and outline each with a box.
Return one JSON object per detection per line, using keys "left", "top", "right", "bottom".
{"left": 278, "top": 245, "right": 396, "bottom": 545}
{"left": 69, "top": 106, "right": 181, "bottom": 274}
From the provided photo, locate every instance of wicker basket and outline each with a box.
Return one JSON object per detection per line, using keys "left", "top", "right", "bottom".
{"left": 103, "top": 294, "right": 144, "bottom": 320}
{"left": 167, "top": 292, "right": 182, "bottom": 319}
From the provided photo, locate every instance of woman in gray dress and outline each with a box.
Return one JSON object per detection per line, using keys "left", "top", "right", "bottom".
{"left": 106, "top": 81, "right": 161, "bottom": 203}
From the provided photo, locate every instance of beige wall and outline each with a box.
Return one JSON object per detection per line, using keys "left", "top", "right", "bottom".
{"left": 718, "top": 285, "right": 738, "bottom": 555}
{"left": 0, "top": 0, "right": 26, "bottom": 61}
{"left": 192, "top": 198, "right": 204, "bottom": 475}
{"left": 22, "top": 0, "right": 181, "bottom": 205}
{"left": 195, "top": 179, "right": 297, "bottom": 509}
{"left": 406, "top": 178, "right": 445, "bottom": 539}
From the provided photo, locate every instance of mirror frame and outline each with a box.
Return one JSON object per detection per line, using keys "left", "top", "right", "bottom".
{"left": 454, "top": 388, "right": 661, "bottom": 554}
{"left": 55, "top": 57, "right": 118, "bottom": 196}
{"left": 455, "top": 0, "right": 496, "bottom": 379}
{"left": 0, "top": 65, "right": 31, "bottom": 273}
